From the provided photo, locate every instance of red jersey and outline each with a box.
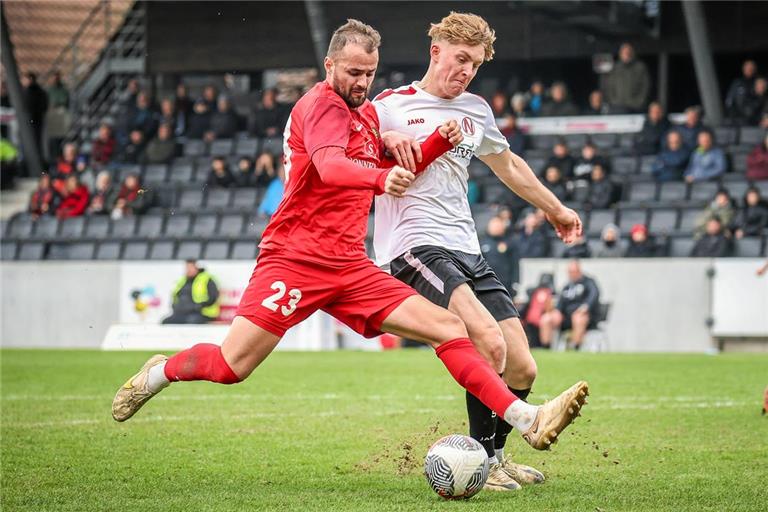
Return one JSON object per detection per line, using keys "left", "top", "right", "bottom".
{"left": 259, "top": 81, "right": 382, "bottom": 266}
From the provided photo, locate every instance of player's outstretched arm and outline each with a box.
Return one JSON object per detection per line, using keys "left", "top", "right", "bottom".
{"left": 479, "top": 149, "right": 583, "bottom": 244}
{"left": 380, "top": 122, "right": 459, "bottom": 174}
{"left": 312, "top": 146, "right": 414, "bottom": 197}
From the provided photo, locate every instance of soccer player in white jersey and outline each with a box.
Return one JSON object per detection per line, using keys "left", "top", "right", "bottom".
{"left": 372, "top": 12, "right": 585, "bottom": 492}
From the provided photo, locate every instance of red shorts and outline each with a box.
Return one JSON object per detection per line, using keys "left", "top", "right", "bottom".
{"left": 236, "top": 251, "right": 417, "bottom": 338}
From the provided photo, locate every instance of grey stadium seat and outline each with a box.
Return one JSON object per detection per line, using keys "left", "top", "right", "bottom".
{"left": 136, "top": 215, "right": 164, "bottom": 238}
{"left": 525, "top": 157, "right": 546, "bottom": 175}
{"left": 209, "top": 139, "right": 233, "bottom": 156}
{"left": 612, "top": 156, "right": 638, "bottom": 175}
{"left": 111, "top": 217, "right": 138, "bottom": 238}
{"left": 218, "top": 214, "right": 245, "bottom": 236}
{"left": 588, "top": 210, "right": 616, "bottom": 236}
{"left": 677, "top": 209, "right": 701, "bottom": 233}
{"left": 639, "top": 155, "right": 656, "bottom": 174}
{"left": 18, "top": 242, "right": 46, "bottom": 260}
{"left": 739, "top": 127, "right": 764, "bottom": 147}
{"left": 733, "top": 238, "right": 765, "bottom": 257}
{"left": 1, "top": 241, "right": 18, "bottom": 260}
{"left": 231, "top": 240, "right": 258, "bottom": 259}
{"left": 261, "top": 137, "right": 283, "bottom": 155}
{"left": 618, "top": 209, "right": 647, "bottom": 233}
{"left": 564, "top": 133, "right": 588, "bottom": 150}
{"left": 152, "top": 186, "right": 177, "bottom": 209}
{"left": 49, "top": 242, "right": 95, "bottom": 260}
{"left": 34, "top": 216, "right": 60, "bottom": 238}
{"left": 669, "top": 237, "right": 696, "bottom": 257}
{"left": 714, "top": 127, "right": 737, "bottom": 146}
{"left": 84, "top": 216, "right": 111, "bottom": 238}
{"left": 191, "top": 215, "right": 218, "bottom": 237}
{"left": 96, "top": 241, "right": 122, "bottom": 259}
{"left": 530, "top": 134, "right": 555, "bottom": 151}
{"left": 123, "top": 241, "right": 149, "bottom": 260}
{"left": 8, "top": 214, "right": 35, "bottom": 238}
{"left": 658, "top": 182, "right": 688, "bottom": 203}
{"left": 168, "top": 163, "right": 195, "bottom": 184}
{"left": 206, "top": 188, "right": 232, "bottom": 209}
{"left": 164, "top": 214, "right": 192, "bottom": 237}
{"left": 179, "top": 189, "right": 205, "bottom": 210}
{"left": 59, "top": 217, "right": 86, "bottom": 238}
{"left": 723, "top": 181, "right": 749, "bottom": 200}
{"left": 244, "top": 215, "right": 270, "bottom": 238}
{"left": 689, "top": 182, "right": 719, "bottom": 202}
{"left": 628, "top": 182, "right": 657, "bottom": 203}
{"left": 143, "top": 164, "right": 169, "bottom": 184}
{"left": 232, "top": 188, "right": 259, "bottom": 210}
{"left": 183, "top": 139, "right": 207, "bottom": 157}
{"left": 730, "top": 151, "right": 749, "bottom": 173}
{"left": 204, "top": 240, "right": 230, "bottom": 259}
{"left": 177, "top": 241, "right": 204, "bottom": 260}
{"left": 149, "top": 240, "right": 176, "bottom": 260}
{"left": 592, "top": 133, "right": 617, "bottom": 149}
{"left": 648, "top": 209, "right": 678, "bottom": 233}
{"left": 235, "top": 138, "right": 260, "bottom": 157}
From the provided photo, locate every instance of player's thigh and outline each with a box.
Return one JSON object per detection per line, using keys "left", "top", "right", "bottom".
{"left": 221, "top": 316, "right": 282, "bottom": 379}
{"left": 380, "top": 295, "right": 467, "bottom": 346}
{"left": 498, "top": 316, "right": 537, "bottom": 384}
{"left": 447, "top": 283, "right": 506, "bottom": 367}
{"left": 389, "top": 246, "right": 470, "bottom": 311}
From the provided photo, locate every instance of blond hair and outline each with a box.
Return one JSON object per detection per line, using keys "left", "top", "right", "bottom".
{"left": 327, "top": 19, "right": 381, "bottom": 57}
{"left": 428, "top": 12, "right": 496, "bottom": 61}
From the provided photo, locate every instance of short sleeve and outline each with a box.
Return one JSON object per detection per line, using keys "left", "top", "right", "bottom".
{"left": 372, "top": 96, "right": 393, "bottom": 133}
{"left": 475, "top": 103, "right": 510, "bottom": 157}
{"left": 303, "top": 96, "right": 350, "bottom": 157}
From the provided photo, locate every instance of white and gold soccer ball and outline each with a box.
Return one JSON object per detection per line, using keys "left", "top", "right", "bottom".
{"left": 424, "top": 434, "right": 489, "bottom": 499}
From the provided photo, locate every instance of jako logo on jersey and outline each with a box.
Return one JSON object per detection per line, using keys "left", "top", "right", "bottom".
{"left": 461, "top": 117, "right": 475, "bottom": 136}
{"left": 407, "top": 118, "right": 425, "bottom": 126}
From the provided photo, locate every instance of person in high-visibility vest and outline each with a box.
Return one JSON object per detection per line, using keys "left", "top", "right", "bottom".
{"left": 162, "top": 260, "right": 220, "bottom": 324}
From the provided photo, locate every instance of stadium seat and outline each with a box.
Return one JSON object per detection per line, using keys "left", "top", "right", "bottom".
{"left": 183, "top": 139, "right": 207, "bottom": 157}
{"left": 152, "top": 186, "right": 177, "bottom": 209}
{"left": 164, "top": 214, "right": 192, "bottom": 237}
{"left": 1, "top": 240, "right": 18, "bottom": 260}
{"left": 34, "top": 216, "right": 60, "bottom": 238}
{"left": 669, "top": 237, "right": 695, "bottom": 257}
{"left": 755, "top": 181, "right": 768, "bottom": 197}
{"left": 17, "top": 242, "right": 46, "bottom": 260}
{"left": 648, "top": 209, "right": 678, "bottom": 233}
{"left": 168, "top": 162, "right": 195, "bottom": 184}
{"left": 179, "top": 189, "right": 205, "bottom": 210}
{"left": 191, "top": 214, "right": 218, "bottom": 237}
{"left": 59, "top": 217, "right": 86, "bottom": 239}
{"left": 618, "top": 208, "right": 648, "bottom": 233}
{"left": 7, "top": 214, "right": 35, "bottom": 238}
{"left": 231, "top": 240, "right": 258, "bottom": 259}
{"left": 82, "top": 216, "right": 110, "bottom": 238}
{"left": 53, "top": 242, "right": 95, "bottom": 260}
{"left": 739, "top": 126, "right": 764, "bottom": 147}
{"left": 612, "top": 156, "right": 638, "bottom": 175}
{"left": 677, "top": 209, "right": 701, "bottom": 234}
{"left": 244, "top": 215, "right": 270, "bottom": 238}
{"left": 234, "top": 138, "right": 260, "bottom": 157}
{"left": 218, "top": 214, "right": 245, "bottom": 236}
{"left": 472, "top": 209, "right": 496, "bottom": 235}
{"left": 639, "top": 155, "right": 656, "bottom": 174}
{"left": 564, "top": 133, "right": 588, "bottom": 150}
{"left": 570, "top": 185, "right": 590, "bottom": 203}
{"left": 143, "top": 164, "right": 169, "bottom": 184}
{"left": 714, "top": 126, "right": 738, "bottom": 146}
{"left": 204, "top": 240, "right": 230, "bottom": 260}
{"left": 136, "top": 215, "right": 165, "bottom": 238}
{"left": 232, "top": 188, "right": 259, "bottom": 210}
{"left": 177, "top": 241, "right": 203, "bottom": 260}
{"left": 723, "top": 180, "right": 750, "bottom": 199}
{"left": 149, "top": 240, "right": 176, "bottom": 260}
{"left": 733, "top": 238, "right": 765, "bottom": 257}
{"left": 483, "top": 182, "right": 508, "bottom": 203}
{"left": 550, "top": 240, "right": 568, "bottom": 258}
{"left": 588, "top": 210, "right": 616, "bottom": 236}
{"left": 530, "top": 134, "right": 555, "bottom": 151}
{"left": 468, "top": 159, "right": 491, "bottom": 178}
{"left": 95, "top": 241, "right": 122, "bottom": 259}
{"left": 628, "top": 182, "right": 657, "bottom": 203}
{"left": 210, "top": 139, "right": 234, "bottom": 156}
{"left": 658, "top": 182, "right": 688, "bottom": 203}
{"left": 111, "top": 217, "right": 138, "bottom": 238}
{"left": 730, "top": 151, "right": 749, "bottom": 173}
{"left": 261, "top": 137, "right": 283, "bottom": 155}
{"left": 525, "top": 157, "right": 546, "bottom": 175}
{"left": 618, "top": 133, "right": 636, "bottom": 149}
{"left": 591, "top": 133, "right": 618, "bottom": 149}
{"left": 689, "top": 182, "right": 719, "bottom": 202}
{"left": 206, "top": 188, "right": 233, "bottom": 210}
{"left": 114, "top": 164, "right": 142, "bottom": 182}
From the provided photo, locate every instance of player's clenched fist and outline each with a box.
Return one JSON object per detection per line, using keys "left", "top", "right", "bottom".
{"left": 545, "top": 207, "right": 583, "bottom": 244}
{"left": 439, "top": 119, "right": 463, "bottom": 146}
{"left": 384, "top": 166, "right": 416, "bottom": 197}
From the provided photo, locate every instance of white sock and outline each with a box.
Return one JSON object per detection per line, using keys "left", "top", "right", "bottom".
{"left": 494, "top": 448, "right": 505, "bottom": 462}
{"left": 503, "top": 400, "right": 538, "bottom": 432}
{"left": 488, "top": 455, "right": 499, "bottom": 465}
{"left": 146, "top": 361, "right": 170, "bottom": 393}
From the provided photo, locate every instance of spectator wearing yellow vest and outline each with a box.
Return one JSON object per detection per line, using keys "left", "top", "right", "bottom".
{"left": 162, "top": 260, "right": 220, "bottom": 324}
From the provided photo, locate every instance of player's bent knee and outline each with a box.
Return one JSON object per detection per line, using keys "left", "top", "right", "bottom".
{"left": 477, "top": 326, "right": 506, "bottom": 371}
{"left": 434, "top": 312, "right": 469, "bottom": 344}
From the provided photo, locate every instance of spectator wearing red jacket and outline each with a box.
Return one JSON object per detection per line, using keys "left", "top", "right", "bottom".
{"left": 29, "top": 173, "right": 57, "bottom": 218}
{"left": 90, "top": 124, "right": 116, "bottom": 167}
{"left": 112, "top": 174, "right": 153, "bottom": 218}
{"left": 56, "top": 175, "right": 90, "bottom": 218}
{"left": 746, "top": 133, "right": 768, "bottom": 181}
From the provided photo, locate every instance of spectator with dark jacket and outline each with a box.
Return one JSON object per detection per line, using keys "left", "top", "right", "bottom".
{"left": 158, "top": 98, "right": 179, "bottom": 136}
{"left": 652, "top": 130, "right": 689, "bottom": 182}
{"left": 117, "top": 130, "right": 146, "bottom": 164}
{"left": 746, "top": 133, "right": 768, "bottom": 181}
{"left": 56, "top": 175, "right": 90, "bottom": 218}
{"left": 595, "top": 224, "right": 622, "bottom": 258}
{"left": 90, "top": 124, "right": 116, "bottom": 168}
{"left": 572, "top": 142, "right": 610, "bottom": 188}
{"left": 733, "top": 187, "right": 768, "bottom": 239}
{"left": 677, "top": 106, "right": 706, "bottom": 152}
{"left": 480, "top": 215, "right": 519, "bottom": 296}
{"left": 129, "top": 92, "right": 158, "bottom": 138}
{"left": 251, "top": 88, "right": 286, "bottom": 138}
{"left": 187, "top": 99, "right": 212, "bottom": 139}
{"left": 725, "top": 60, "right": 757, "bottom": 125}
{"left": 29, "top": 174, "right": 57, "bottom": 218}
{"left": 562, "top": 236, "right": 591, "bottom": 259}
{"left": 503, "top": 113, "right": 525, "bottom": 156}
{"left": 602, "top": 43, "right": 650, "bottom": 113}
{"left": 684, "top": 130, "right": 727, "bottom": 183}
{"left": 587, "top": 164, "right": 615, "bottom": 209}
{"left": 87, "top": 171, "right": 118, "bottom": 215}
{"left": 584, "top": 90, "right": 610, "bottom": 116}
{"left": 206, "top": 96, "right": 240, "bottom": 141}
{"left": 539, "top": 259, "right": 601, "bottom": 349}
{"left": 742, "top": 77, "right": 767, "bottom": 126}
{"left": 691, "top": 218, "right": 731, "bottom": 257}
{"left": 516, "top": 210, "right": 550, "bottom": 258}
{"left": 112, "top": 174, "right": 152, "bottom": 218}
{"left": 207, "top": 156, "right": 237, "bottom": 188}
{"left": 545, "top": 139, "right": 575, "bottom": 178}
{"left": 143, "top": 123, "right": 178, "bottom": 164}
{"left": 542, "top": 166, "right": 568, "bottom": 202}
{"left": 625, "top": 224, "right": 657, "bottom": 257}
{"left": 541, "top": 82, "right": 579, "bottom": 117}
{"left": 22, "top": 72, "right": 49, "bottom": 157}
{"left": 635, "top": 101, "right": 670, "bottom": 155}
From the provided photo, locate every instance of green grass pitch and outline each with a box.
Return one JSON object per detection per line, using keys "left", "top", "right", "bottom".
{"left": 2, "top": 349, "right": 766, "bottom": 511}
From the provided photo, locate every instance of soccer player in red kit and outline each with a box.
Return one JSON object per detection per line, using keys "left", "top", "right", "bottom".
{"left": 112, "top": 19, "right": 587, "bottom": 452}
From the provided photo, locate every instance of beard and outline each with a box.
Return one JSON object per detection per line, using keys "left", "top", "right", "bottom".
{"left": 332, "top": 76, "right": 369, "bottom": 108}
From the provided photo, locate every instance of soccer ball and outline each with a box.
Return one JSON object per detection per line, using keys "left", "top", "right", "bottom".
{"left": 424, "top": 434, "right": 489, "bottom": 499}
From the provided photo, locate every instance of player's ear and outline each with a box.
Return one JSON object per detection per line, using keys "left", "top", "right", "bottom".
{"left": 323, "top": 56, "right": 334, "bottom": 76}
{"left": 430, "top": 44, "right": 441, "bottom": 62}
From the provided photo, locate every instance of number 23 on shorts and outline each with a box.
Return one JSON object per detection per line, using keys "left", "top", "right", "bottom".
{"left": 261, "top": 281, "right": 303, "bottom": 317}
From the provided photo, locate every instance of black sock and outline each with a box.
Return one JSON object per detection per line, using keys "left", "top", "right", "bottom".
{"left": 494, "top": 388, "right": 532, "bottom": 450}
{"left": 465, "top": 390, "right": 497, "bottom": 459}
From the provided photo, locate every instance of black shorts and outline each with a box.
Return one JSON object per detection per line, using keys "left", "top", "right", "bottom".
{"left": 389, "top": 245, "right": 519, "bottom": 322}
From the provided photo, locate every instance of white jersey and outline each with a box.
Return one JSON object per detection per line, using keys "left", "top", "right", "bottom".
{"left": 372, "top": 82, "right": 509, "bottom": 267}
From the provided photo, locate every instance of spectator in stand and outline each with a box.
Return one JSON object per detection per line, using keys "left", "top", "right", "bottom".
{"left": 625, "top": 224, "right": 657, "bottom": 257}
{"left": 112, "top": 173, "right": 152, "bottom": 219}
{"left": 542, "top": 165, "right": 568, "bottom": 202}
{"left": 503, "top": 113, "right": 525, "bottom": 156}
{"left": 573, "top": 142, "right": 610, "bottom": 188}
{"left": 143, "top": 123, "right": 178, "bottom": 165}
{"left": 29, "top": 174, "right": 57, "bottom": 218}
{"left": 595, "top": 223, "right": 622, "bottom": 258}
{"left": 587, "top": 163, "right": 615, "bottom": 209}
{"left": 584, "top": 90, "right": 609, "bottom": 116}
{"left": 652, "top": 130, "right": 689, "bottom": 182}
{"left": 251, "top": 88, "right": 286, "bottom": 138}
{"left": 636, "top": 101, "right": 670, "bottom": 155}
{"left": 733, "top": 186, "right": 768, "bottom": 239}
{"left": 254, "top": 151, "right": 278, "bottom": 183}
{"left": 202, "top": 85, "right": 218, "bottom": 111}
{"left": 516, "top": 210, "right": 550, "bottom": 258}
{"left": 115, "top": 79, "right": 141, "bottom": 147}
{"left": 0, "top": 136, "right": 19, "bottom": 190}
{"left": 490, "top": 91, "right": 509, "bottom": 118}
{"left": 55, "top": 175, "right": 90, "bottom": 218}
{"left": 234, "top": 157, "right": 254, "bottom": 187}
{"left": 602, "top": 42, "right": 650, "bottom": 113}
{"left": 206, "top": 95, "right": 240, "bottom": 142}
{"left": 21, "top": 72, "right": 49, "bottom": 158}
{"left": 545, "top": 139, "right": 575, "bottom": 178}
{"left": 87, "top": 170, "right": 118, "bottom": 215}
{"left": 677, "top": 106, "right": 706, "bottom": 152}
{"left": 562, "top": 235, "right": 591, "bottom": 259}
{"left": 257, "top": 162, "right": 285, "bottom": 217}
{"left": 527, "top": 81, "right": 544, "bottom": 117}
{"left": 52, "top": 141, "right": 78, "bottom": 181}
{"left": 510, "top": 93, "right": 529, "bottom": 118}
{"left": 725, "top": 59, "right": 757, "bottom": 125}
{"left": 538, "top": 259, "right": 601, "bottom": 349}
{"left": 746, "top": 133, "right": 768, "bottom": 181}
{"left": 129, "top": 92, "right": 158, "bottom": 138}
{"left": 174, "top": 83, "right": 192, "bottom": 129}
{"left": 695, "top": 189, "right": 734, "bottom": 239}
{"left": 207, "top": 156, "right": 237, "bottom": 188}
{"left": 187, "top": 99, "right": 212, "bottom": 140}
{"left": 118, "top": 129, "right": 147, "bottom": 164}
{"left": 45, "top": 71, "right": 70, "bottom": 160}
{"left": 90, "top": 123, "right": 116, "bottom": 168}
{"left": 691, "top": 218, "right": 731, "bottom": 257}
{"left": 480, "top": 215, "right": 519, "bottom": 297}
{"left": 162, "top": 260, "right": 220, "bottom": 325}
{"left": 158, "top": 98, "right": 179, "bottom": 136}
{"left": 541, "top": 81, "right": 579, "bottom": 117}
{"left": 684, "top": 130, "right": 727, "bottom": 183}
{"left": 742, "top": 77, "right": 767, "bottom": 126}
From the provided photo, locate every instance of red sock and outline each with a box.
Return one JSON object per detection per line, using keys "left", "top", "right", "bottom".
{"left": 164, "top": 343, "right": 240, "bottom": 384}
{"left": 435, "top": 338, "right": 519, "bottom": 418}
